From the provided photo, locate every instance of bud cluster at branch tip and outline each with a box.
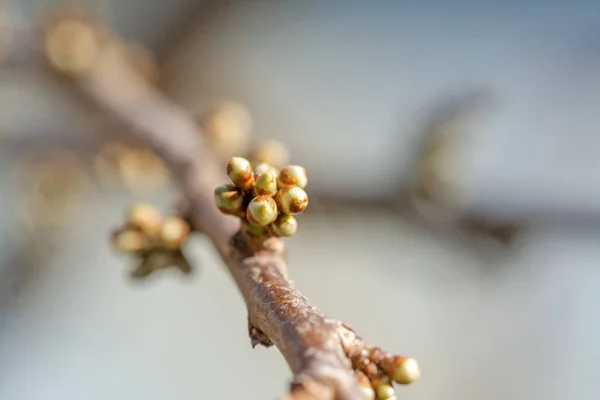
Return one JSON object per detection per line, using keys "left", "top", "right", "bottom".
{"left": 215, "top": 156, "right": 308, "bottom": 241}
{"left": 111, "top": 203, "right": 192, "bottom": 278}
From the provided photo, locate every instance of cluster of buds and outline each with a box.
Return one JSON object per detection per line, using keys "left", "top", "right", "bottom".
{"left": 215, "top": 156, "right": 308, "bottom": 242}
{"left": 349, "top": 346, "right": 421, "bottom": 400}
{"left": 111, "top": 203, "right": 192, "bottom": 277}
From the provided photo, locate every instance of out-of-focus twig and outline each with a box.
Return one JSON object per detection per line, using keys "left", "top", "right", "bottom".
{"left": 408, "top": 90, "right": 522, "bottom": 245}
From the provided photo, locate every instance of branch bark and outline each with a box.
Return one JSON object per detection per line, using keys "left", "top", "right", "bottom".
{"left": 74, "top": 31, "right": 366, "bottom": 400}
{"left": 2, "top": 15, "right": 419, "bottom": 398}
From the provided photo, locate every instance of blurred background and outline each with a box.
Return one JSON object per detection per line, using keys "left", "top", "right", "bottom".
{"left": 1, "top": 1, "right": 600, "bottom": 399}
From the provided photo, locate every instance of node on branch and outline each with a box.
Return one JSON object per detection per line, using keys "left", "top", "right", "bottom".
{"left": 215, "top": 156, "right": 309, "bottom": 251}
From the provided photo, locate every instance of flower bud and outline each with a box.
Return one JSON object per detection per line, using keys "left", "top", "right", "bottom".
{"left": 227, "top": 156, "right": 255, "bottom": 191}
{"left": 214, "top": 184, "right": 244, "bottom": 216}
{"left": 160, "top": 216, "right": 190, "bottom": 249}
{"left": 246, "top": 195, "right": 278, "bottom": 226}
{"left": 44, "top": 18, "right": 100, "bottom": 76}
{"left": 127, "top": 203, "right": 162, "bottom": 236}
{"left": 253, "top": 173, "right": 277, "bottom": 197}
{"left": 277, "top": 165, "right": 307, "bottom": 189}
{"left": 381, "top": 356, "right": 421, "bottom": 385}
{"left": 201, "top": 101, "right": 251, "bottom": 157}
{"left": 250, "top": 140, "right": 290, "bottom": 167}
{"left": 112, "top": 229, "right": 147, "bottom": 253}
{"left": 356, "top": 371, "right": 375, "bottom": 400}
{"left": 271, "top": 214, "right": 298, "bottom": 237}
{"left": 370, "top": 376, "right": 396, "bottom": 400}
{"left": 275, "top": 186, "right": 308, "bottom": 215}
{"left": 254, "top": 162, "right": 280, "bottom": 178}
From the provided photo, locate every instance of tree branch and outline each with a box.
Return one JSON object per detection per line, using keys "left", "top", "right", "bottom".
{"left": 76, "top": 33, "right": 367, "bottom": 400}
{"left": 2, "top": 13, "right": 420, "bottom": 399}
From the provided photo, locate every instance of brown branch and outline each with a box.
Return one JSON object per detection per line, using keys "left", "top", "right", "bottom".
{"left": 74, "top": 34, "right": 367, "bottom": 400}
{"left": 2, "top": 13, "right": 420, "bottom": 399}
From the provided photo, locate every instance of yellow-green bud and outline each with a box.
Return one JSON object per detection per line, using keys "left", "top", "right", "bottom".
{"left": 160, "top": 216, "right": 190, "bottom": 249}
{"left": 246, "top": 195, "right": 278, "bottom": 226}
{"left": 271, "top": 214, "right": 298, "bottom": 237}
{"left": 382, "top": 356, "right": 421, "bottom": 385}
{"left": 214, "top": 184, "right": 244, "bottom": 216}
{"left": 127, "top": 203, "right": 162, "bottom": 236}
{"left": 112, "top": 229, "right": 147, "bottom": 253}
{"left": 371, "top": 376, "right": 395, "bottom": 400}
{"left": 227, "top": 156, "right": 255, "bottom": 191}
{"left": 275, "top": 186, "right": 308, "bottom": 215}
{"left": 277, "top": 165, "right": 307, "bottom": 189}
{"left": 253, "top": 162, "right": 279, "bottom": 178}
{"left": 250, "top": 140, "right": 290, "bottom": 168}
{"left": 253, "top": 173, "right": 277, "bottom": 197}
{"left": 356, "top": 371, "right": 376, "bottom": 400}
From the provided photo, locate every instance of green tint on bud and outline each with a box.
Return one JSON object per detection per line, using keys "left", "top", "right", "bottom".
{"left": 271, "top": 214, "right": 298, "bottom": 237}
{"left": 127, "top": 203, "right": 162, "bottom": 236}
{"left": 227, "top": 156, "right": 255, "bottom": 191}
{"left": 160, "top": 216, "right": 190, "bottom": 249}
{"left": 382, "top": 356, "right": 421, "bottom": 385}
{"left": 254, "top": 162, "right": 279, "bottom": 178}
{"left": 371, "top": 376, "right": 396, "bottom": 400}
{"left": 250, "top": 140, "right": 290, "bottom": 168}
{"left": 277, "top": 165, "right": 307, "bottom": 189}
{"left": 356, "top": 371, "right": 376, "bottom": 400}
{"left": 253, "top": 173, "right": 277, "bottom": 197}
{"left": 214, "top": 184, "right": 244, "bottom": 216}
{"left": 112, "top": 229, "right": 147, "bottom": 253}
{"left": 242, "top": 220, "right": 268, "bottom": 237}
{"left": 275, "top": 186, "right": 308, "bottom": 215}
{"left": 246, "top": 195, "right": 278, "bottom": 226}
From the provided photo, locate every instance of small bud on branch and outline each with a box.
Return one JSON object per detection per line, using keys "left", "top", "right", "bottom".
{"left": 126, "top": 203, "right": 162, "bottom": 236}
{"left": 227, "top": 156, "right": 255, "bottom": 191}
{"left": 254, "top": 162, "right": 280, "bottom": 178}
{"left": 275, "top": 186, "right": 308, "bottom": 215}
{"left": 246, "top": 195, "right": 278, "bottom": 226}
{"left": 253, "top": 173, "right": 277, "bottom": 197}
{"left": 214, "top": 184, "right": 245, "bottom": 216}
{"left": 277, "top": 165, "right": 308, "bottom": 189}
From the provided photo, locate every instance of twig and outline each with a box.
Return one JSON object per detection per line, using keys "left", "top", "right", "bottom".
{"left": 2, "top": 14, "right": 420, "bottom": 399}
{"left": 76, "top": 33, "right": 367, "bottom": 400}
